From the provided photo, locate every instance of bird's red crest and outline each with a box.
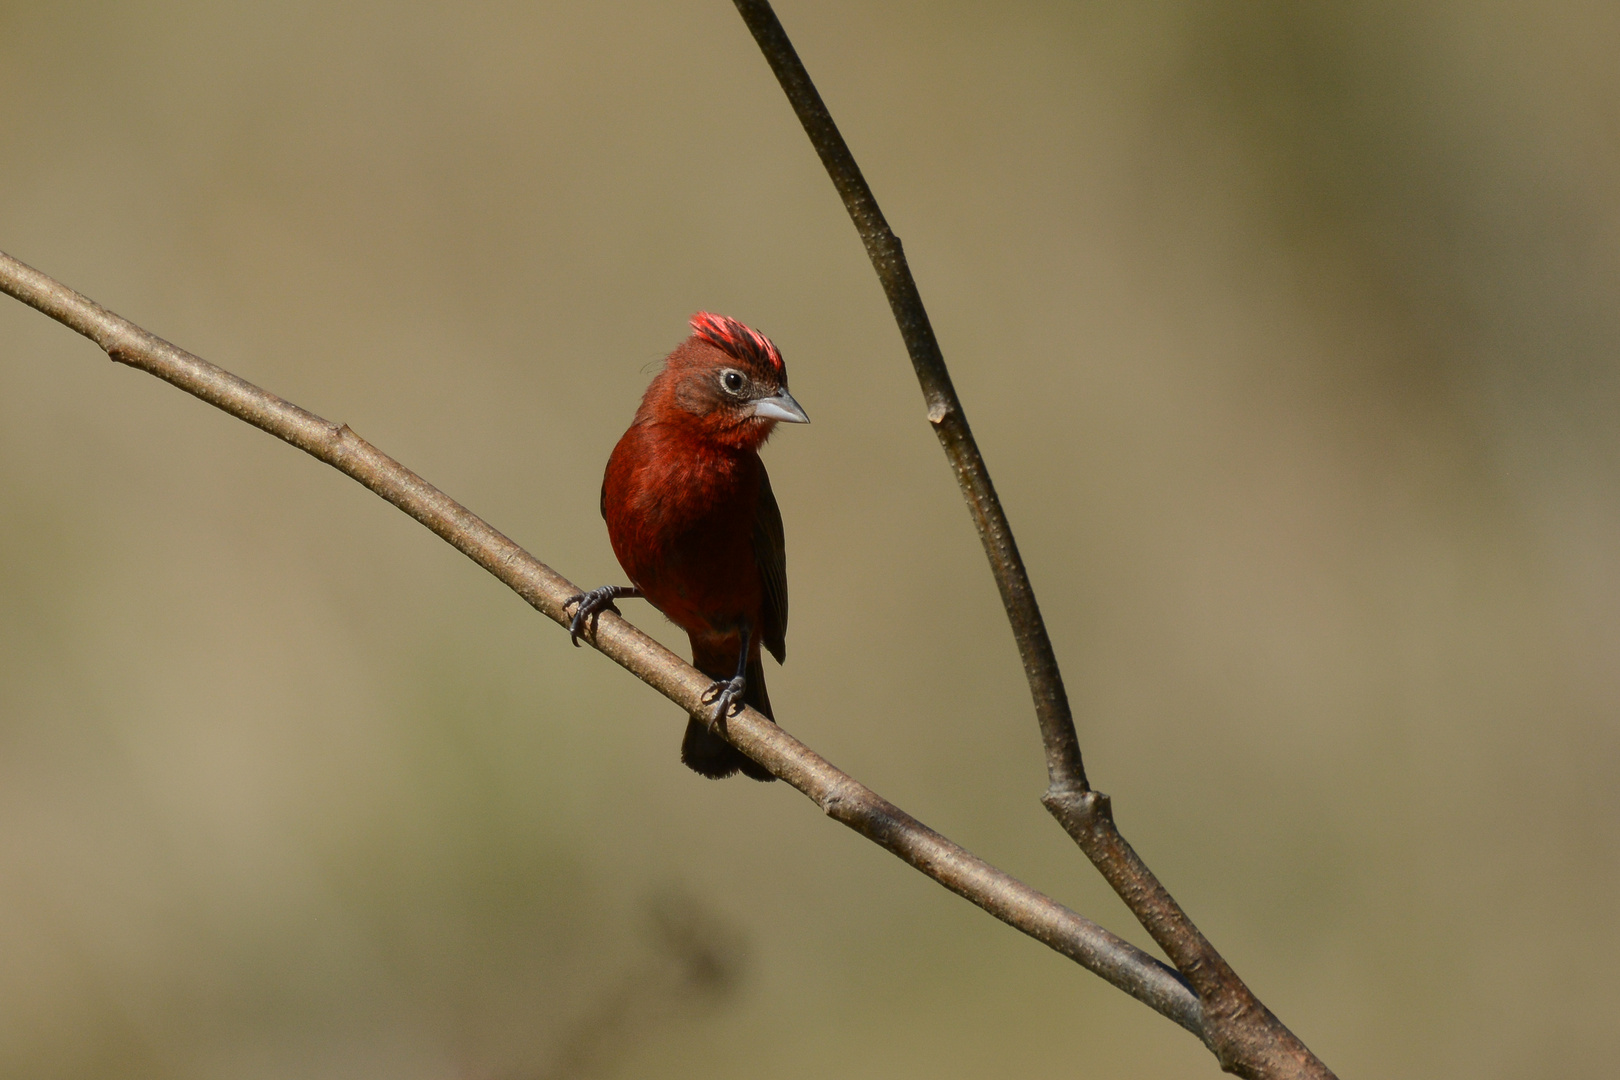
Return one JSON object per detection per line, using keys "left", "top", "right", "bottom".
{"left": 689, "top": 312, "right": 785, "bottom": 380}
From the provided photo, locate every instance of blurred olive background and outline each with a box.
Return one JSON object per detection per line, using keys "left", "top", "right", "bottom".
{"left": 2, "top": 1, "right": 1617, "bottom": 1077}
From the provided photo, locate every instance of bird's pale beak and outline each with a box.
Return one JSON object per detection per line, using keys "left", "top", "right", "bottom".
{"left": 751, "top": 389, "right": 810, "bottom": 424}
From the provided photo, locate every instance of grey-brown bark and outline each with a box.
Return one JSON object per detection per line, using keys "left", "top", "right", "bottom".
{"left": 731, "top": 3, "right": 1336, "bottom": 1075}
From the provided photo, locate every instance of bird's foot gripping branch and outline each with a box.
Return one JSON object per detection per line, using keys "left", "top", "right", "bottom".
{"left": 567, "top": 585, "right": 642, "bottom": 646}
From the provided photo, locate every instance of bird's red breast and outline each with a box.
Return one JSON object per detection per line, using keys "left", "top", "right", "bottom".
{"left": 603, "top": 422, "right": 768, "bottom": 645}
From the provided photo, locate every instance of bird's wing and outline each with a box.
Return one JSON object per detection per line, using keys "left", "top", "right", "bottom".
{"left": 754, "top": 463, "right": 788, "bottom": 664}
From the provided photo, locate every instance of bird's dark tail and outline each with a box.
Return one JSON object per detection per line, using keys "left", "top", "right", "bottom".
{"left": 682, "top": 651, "right": 775, "bottom": 782}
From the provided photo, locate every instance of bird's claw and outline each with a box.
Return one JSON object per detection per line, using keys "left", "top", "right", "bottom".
{"left": 701, "top": 676, "right": 747, "bottom": 724}
{"left": 567, "top": 586, "right": 624, "bottom": 646}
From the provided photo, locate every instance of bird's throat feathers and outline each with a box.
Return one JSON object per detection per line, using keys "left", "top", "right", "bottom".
{"left": 635, "top": 340, "right": 785, "bottom": 453}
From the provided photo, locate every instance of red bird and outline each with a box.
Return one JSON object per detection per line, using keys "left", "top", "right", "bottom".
{"left": 569, "top": 313, "right": 809, "bottom": 780}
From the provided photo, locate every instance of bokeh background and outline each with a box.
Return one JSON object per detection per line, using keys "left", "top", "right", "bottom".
{"left": 2, "top": 1, "right": 1617, "bottom": 1077}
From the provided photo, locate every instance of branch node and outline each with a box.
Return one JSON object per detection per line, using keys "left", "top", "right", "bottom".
{"left": 818, "top": 779, "right": 860, "bottom": 819}
{"left": 1041, "top": 784, "right": 1110, "bottom": 839}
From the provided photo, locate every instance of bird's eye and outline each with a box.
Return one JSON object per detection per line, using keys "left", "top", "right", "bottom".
{"left": 721, "top": 370, "right": 746, "bottom": 395}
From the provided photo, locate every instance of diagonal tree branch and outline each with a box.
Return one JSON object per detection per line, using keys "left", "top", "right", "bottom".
{"left": 730, "top": 3, "right": 1336, "bottom": 1077}
{"left": 0, "top": 247, "right": 1200, "bottom": 1036}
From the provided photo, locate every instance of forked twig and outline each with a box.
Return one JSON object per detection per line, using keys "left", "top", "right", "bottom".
{"left": 731, "top": 2, "right": 1336, "bottom": 1075}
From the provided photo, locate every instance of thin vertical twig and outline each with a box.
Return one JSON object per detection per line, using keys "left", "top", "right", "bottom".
{"left": 727, "top": 1, "right": 1086, "bottom": 796}
{"left": 730, "top": 4, "right": 1336, "bottom": 1076}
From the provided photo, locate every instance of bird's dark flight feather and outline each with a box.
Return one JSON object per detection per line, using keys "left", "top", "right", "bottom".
{"left": 753, "top": 465, "right": 788, "bottom": 665}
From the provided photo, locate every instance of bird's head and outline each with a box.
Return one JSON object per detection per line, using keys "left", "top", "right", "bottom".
{"left": 650, "top": 312, "right": 810, "bottom": 449}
